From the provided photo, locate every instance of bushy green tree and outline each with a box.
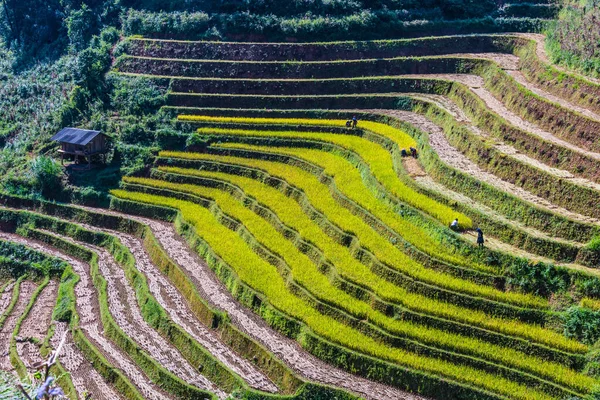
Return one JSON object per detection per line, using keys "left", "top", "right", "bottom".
{"left": 0, "top": 0, "right": 63, "bottom": 52}
{"left": 66, "top": 4, "right": 99, "bottom": 52}
{"left": 505, "top": 259, "right": 571, "bottom": 297}
{"left": 109, "top": 75, "right": 165, "bottom": 116}
{"left": 29, "top": 156, "right": 64, "bottom": 199}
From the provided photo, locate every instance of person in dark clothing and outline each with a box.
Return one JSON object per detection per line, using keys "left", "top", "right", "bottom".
{"left": 476, "top": 228, "right": 485, "bottom": 247}
{"left": 352, "top": 115, "right": 358, "bottom": 128}
{"left": 346, "top": 120, "right": 352, "bottom": 128}
{"left": 401, "top": 149, "right": 408, "bottom": 157}
{"left": 410, "top": 147, "right": 417, "bottom": 158}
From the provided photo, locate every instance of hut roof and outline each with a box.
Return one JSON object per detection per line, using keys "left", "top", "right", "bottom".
{"left": 51, "top": 128, "right": 106, "bottom": 146}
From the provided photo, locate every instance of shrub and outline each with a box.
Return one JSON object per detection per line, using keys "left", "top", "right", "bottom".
{"left": 70, "top": 186, "right": 105, "bottom": 207}
{"left": 122, "top": 10, "right": 210, "bottom": 39}
{"left": 120, "top": 123, "right": 153, "bottom": 146}
{"left": 546, "top": 0, "right": 600, "bottom": 78}
{"left": 586, "top": 236, "right": 600, "bottom": 252}
{"left": 506, "top": 259, "right": 571, "bottom": 298}
{"left": 185, "top": 133, "right": 210, "bottom": 151}
{"left": 564, "top": 307, "right": 600, "bottom": 345}
{"left": 113, "top": 143, "right": 157, "bottom": 176}
{"left": 0, "top": 0, "right": 63, "bottom": 56}
{"left": 584, "top": 347, "right": 600, "bottom": 379}
{"left": 155, "top": 128, "right": 187, "bottom": 150}
{"left": 29, "top": 156, "right": 64, "bottom": 199}
{"left": 109, "top": 75, "right": 166, "bottom": 116}
{"left": 66, "top": 4, "right": 99, "bottom": 52}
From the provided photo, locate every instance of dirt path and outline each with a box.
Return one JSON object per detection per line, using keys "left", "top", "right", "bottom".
{"left": 0, "top": 281, "right": 16, "bottom": 316}
{"left": 17, "top": 280, "right": 58, "bottom": 369}
{"left": 0, "top": 232, "right": 171, "bottom": 400}
{"left": 444, "top": 48, "right": 600, "bottom": 122}
{"left": 451, "top": 53, "right": 520, "bottom": 70}
{"left": 462, "top": 229, "right": 591, "bottom": 275}
{"left": 408, "top": 70, "right": 600, "bottom": 166}
{"left": 403, "top": 158, "right": 600, "bottom": 276}
{"left": 0, "top": 280, "right": 37, "bottom": 371}
{"left": 83, "top": 224, "right": 278, "bottom": 393}
{"left": 412, "top": 171, "right": 580, "bottom": 246}
{"left": 469, "top": 76, "right": 600, "bottom": 163}
{"left": 364, "top": 109, "right": 600, "bottom": 226}
{"left": 50, "top": 321, "right": 124, "bottom": 400}
{"left": 76, "top": 206, "right": 427, "bottom": 400}
{"left": 67, "top": 236, "right": 228, "bottom": 399}
{"left": 408, "top": 75, "right": 600, "bottom": 194}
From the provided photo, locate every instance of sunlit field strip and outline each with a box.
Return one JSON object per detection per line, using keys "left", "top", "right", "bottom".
{"left": 153, "top": 165, "right": 583, "bottom": 352}
{"left": 145, "top": 166, "right": 539, "bottom": 310}
{"left": 159, "top": 148, "right": 486, "bottom": 274}
{"left": 193, "top": 126, "right": 469, "bottom": 229}
{"left": 130, "top": 172, "right": 593, "bottom": 392}
{"left": 154, "top": 154, "right": 589, "bottom": 353}
{"left": 109, "top": 189, "right": 560, "bottom": 400}
{"left": 178, "top": 115, "right": 472, "bottom": 226}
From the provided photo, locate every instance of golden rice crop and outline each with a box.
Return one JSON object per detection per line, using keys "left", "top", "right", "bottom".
{"left": 153, "top": 162, "right": 585, "bottom": 353}
{"left": 160, "top": 148, "right": 485, "bottom": 274}
{"left": 110, "top": 188, "right": 559, "bottom": 400}
{"left": 143, "top": 170, "right": 539, "bottom": 308}
{"left": 194, "top": 126, "right": 471, "bottom": 229}
{"left": 128, "top": 173, "right": 592, "bottom": 392}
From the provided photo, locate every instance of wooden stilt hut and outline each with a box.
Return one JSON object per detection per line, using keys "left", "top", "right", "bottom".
{"left": 50, "top": 128, "right": 109, "bottom": 169}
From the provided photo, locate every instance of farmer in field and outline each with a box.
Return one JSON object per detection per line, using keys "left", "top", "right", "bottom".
{"left": 476, "top": 228, "right": 485, "bottom": 248}
{"left": 346, "top": 120, "right": 352, "bottom": 128}
{"left": 410, "top": 146, "right": 418, "bottom": 158}
{"left": 352, "top": 115, "right": 358, "bottom": 128}
{"left": 450, "top": 218, "right": 459, "bottom": 231}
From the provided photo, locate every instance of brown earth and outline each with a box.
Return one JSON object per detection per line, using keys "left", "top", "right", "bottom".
{"left": 0, "top": 280, "right": 37, "bottom": 370}
{"left": 82, "top": 224, "right": 279, "bottom": 393}
{"left": 0, "top": 232, "right": 171, "bottom": 400}
{"left": 66, "top": 235, "right": 228, "bottom": 398}
{"left": 51, "top": 321, "right": 124, "bottom": 400}
{"left": 16, "top": 280, "right": 58, "bottom": 369}
{"left": 0, "top": 281, "right": 16, "bottom": 316}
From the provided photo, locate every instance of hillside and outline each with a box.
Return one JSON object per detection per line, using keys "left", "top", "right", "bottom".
{"left": 2, "top": 1, "right": 600, "bottom": 400}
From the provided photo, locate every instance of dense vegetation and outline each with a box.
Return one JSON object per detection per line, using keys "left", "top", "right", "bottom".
{"left": 546, "top": 0, "right": 600, "bottom": 77}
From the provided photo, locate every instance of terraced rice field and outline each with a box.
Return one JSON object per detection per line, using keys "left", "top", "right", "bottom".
{"left": 5, "top": 19, "right": 600, "bottom": 400}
